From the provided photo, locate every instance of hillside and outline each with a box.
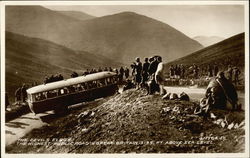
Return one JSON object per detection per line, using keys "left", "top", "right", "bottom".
{"left": 6, "top": 89, "right": 245, "bottom": 153}
{"left": 193, "top": 36, "right": 225, "bottom": 47}
{"left": 6, "top": 6, "right": 203, "bottom": 63}
{"left": 6, "top": 31, "right": 123, "bottom": 103}
{"left": 166, "top": 33, "right": 245, "bottom": 70}
{"left": 58, "top": 11, "right": 96, "bottom": 21}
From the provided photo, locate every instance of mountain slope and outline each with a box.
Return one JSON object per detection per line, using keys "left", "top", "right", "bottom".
{"left": 71, "top": 12, "right": 204, "bottom": 63}
{"left": 58, "top": 11, "right": 96, "bottom": 21}
{"left": 6, "top": 31, "right": 123, "bottom": 102}
{"left": 193, "top": 36, "right": 225, "bottom": 47}
{"left": 166, "top": 33, "right": 245, "bottom": 70}
{"left": 6, "top": 6, "right": 203, "bottom": 63}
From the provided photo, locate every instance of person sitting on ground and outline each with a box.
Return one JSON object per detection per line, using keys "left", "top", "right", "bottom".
{"left": 123, "top": 79, "right": 135, "bottom": 91}
{"left": 205, "top": 71, "right": 239, "bottom": 110}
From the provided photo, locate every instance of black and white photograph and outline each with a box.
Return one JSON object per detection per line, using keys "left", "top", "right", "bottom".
{"left": 1, "top": 1, "right": 249, "bottom": 157}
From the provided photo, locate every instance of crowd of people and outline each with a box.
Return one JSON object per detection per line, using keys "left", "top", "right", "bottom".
{"left": 9, "top": 56, "right": 242, "bottom": 113}
{"left": 126, "top": 55, "right": 242, "bottom": 112}
{"left": 44, "top": 74, "right": 64, "bottom": 84}
{"left": 168, "top": 63, "right": 241, "bottom": 85}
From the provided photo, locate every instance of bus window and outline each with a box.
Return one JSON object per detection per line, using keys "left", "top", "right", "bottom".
{"left": 100, "top": 78, "right": 106, "bottom": 86}
{"left": 109, "top": 77, "right": 114, "bottom": 83}
{"left": 76, "top": 84, "right": 83, "bottom": 91}
{"left": 47, "top": 89, "right": 58, "bottom": 98}
{"left": 81, "top": 83, "right": 87, "bottom": 91}
{"left": 68, "top": 85, "right": 76, "bottom": 93}
{"left": 106, "top": 77, "right": 111, "bottom": 84}
{"left": 35, "top": 93, "right": 40, "bottom": 101}
{"left": 41, "top": 92, "right": 47, "bottom": 100}
{"left": 58, "top": 88, "right": 67, "bottom": 96}
{"left": 96, "top": 80, "right": 101, "bottom": 87}
{"left": 88, "top": 81, "right": 93, "bottom": 89}
{"left": 92, "top": 81, "right": 97, "bottom": 88}
{"left": 35, "top": 92, "right": 46, "bottom": 101}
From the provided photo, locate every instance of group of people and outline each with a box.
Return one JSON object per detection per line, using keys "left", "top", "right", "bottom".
{"left": 14, "top": 84, "right": 28, "bottom": 103}
{"left": 44, "top": 74, "right": 64, "bottom": 84}
{"left": 130, "top": 56, "right": 164, "bottom": 95}
{"left": 227, "top": 65, "right": 241, "bottom": 85}
{"left": 168, "top": 63, "right": 241, "bottom": 86}
{"left": 82, "top": 67, "right": 113, "bottom": 76}
{"left": 169, "top": 63, "right": 218, "bottom": 79}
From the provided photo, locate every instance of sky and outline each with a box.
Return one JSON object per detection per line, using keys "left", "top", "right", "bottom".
{"left": 44, "top": 5, "right": 245, "bottom": 39}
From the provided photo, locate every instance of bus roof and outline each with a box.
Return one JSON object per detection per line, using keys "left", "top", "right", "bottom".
{"left": 27, "top": 71, "right": 117, "bottom": 94}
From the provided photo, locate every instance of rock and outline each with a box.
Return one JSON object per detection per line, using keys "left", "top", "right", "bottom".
{"left": 210, "top": 113, "right": 217, "bottom": 119}
{"left": 170, "top": 93, "right": 178, "bottom": 100}
{"left": 238, "top": 120, "right": 245, "bottom": 129}
{"left": 234, "top": 123, "right": 239, "bottom": 129}
{"left": 179, "top": 92, "right": 190, "bottom": 101}
{"left": 162, "top": 93, "right": 171, "bottom": 100}
{"left": 227, "top": 122, "right": 234, "bottom": 129}
{"left": 162, "top": 107, "right": 171, "bottom": 113}
{"left": 78, "top": 110, "right": 92, "bottom": 119}
{"left": 172, "top": 106, "right": 180, "bottom": 112}
{"left": 90, "top": 111, "right": 95, "bottom": 117}
{"left": 221, "top": 121, "right": 226, "bottom": 128}
{"left": 81, "top": 128, "right": 89, "bottom": 133}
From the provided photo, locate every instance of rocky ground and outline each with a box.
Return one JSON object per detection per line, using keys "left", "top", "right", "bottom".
{"left": 6, "top": 89, "right": 245, "bottom": 153}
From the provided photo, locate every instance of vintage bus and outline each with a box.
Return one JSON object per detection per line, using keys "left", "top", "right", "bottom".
{"left": 26, "top": 71, "right": 118, "bottom": 114}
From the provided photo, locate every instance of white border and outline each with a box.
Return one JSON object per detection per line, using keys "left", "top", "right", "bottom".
{"left": 1, "top": 1, "right": 249, "bottom": 158}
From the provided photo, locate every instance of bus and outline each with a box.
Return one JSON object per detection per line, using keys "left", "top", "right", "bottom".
{"left": 26, "top": 71, "right": 118, "bottom": 114}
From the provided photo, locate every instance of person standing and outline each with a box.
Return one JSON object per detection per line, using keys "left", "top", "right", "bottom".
{"left": 21, "top": 84, "right": 27, "bottom": 102}
{"left": 141, "top": 58, "right": 150, "bottom": 88}
{"left": 169, "top": 65, "right": 174, "bottom": 78}
{"left": 119, "top": 67, "right": 125, "bottom": 81}
{"left": 124, "top": 67, "right": 130, "bottom": 79}
{"left": 155, "top": 56, "right": 167, "bottom": 95}
{"left": 232, "top": 67, "right": 241, "bottom": 85}
{"left": 133, "top": 57, "right": 142, "bottom": 89}
{"left": 208, "top": 64, "right": 213, "bottom": 77}
{"left": 213, "top": 64, "right": 219, "bottom": 77}
{"left": 15, "top": 87, "right": 22, "bottom": 103}
{"left": 227, "top": 65, "right": 233, "bottom": 81}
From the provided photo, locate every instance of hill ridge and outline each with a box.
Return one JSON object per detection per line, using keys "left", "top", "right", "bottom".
{"left": 6, "top": 6, "right": 203, "bottom": 64}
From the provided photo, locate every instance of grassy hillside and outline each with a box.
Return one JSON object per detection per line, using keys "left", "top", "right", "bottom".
{"left": 6, "top": 6, "right": 203, "bottom": 64}
{"left": 165, "top": 33, "right": 245, "bottom": 70}
{"left": 6, "top": 31, "right": 123, "bottom": 103}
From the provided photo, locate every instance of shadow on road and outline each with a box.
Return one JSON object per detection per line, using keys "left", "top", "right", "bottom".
{"left": 5, "top": 130, "right": 16, "bottom": 135}
{"left": 6, "top": 121, "right": 29, "bottom": 129}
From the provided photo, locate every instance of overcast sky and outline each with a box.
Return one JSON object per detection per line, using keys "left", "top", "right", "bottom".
{"left": 44, "top": 5, "right": 245, "bottom": 39}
